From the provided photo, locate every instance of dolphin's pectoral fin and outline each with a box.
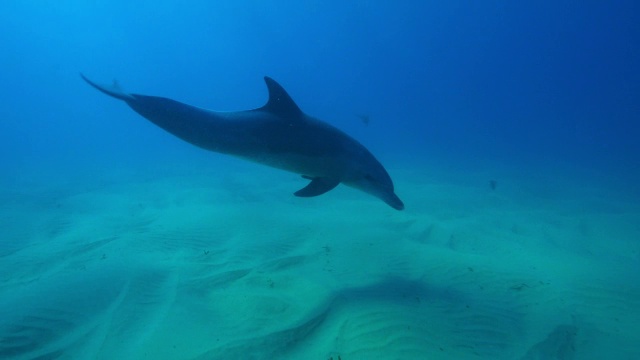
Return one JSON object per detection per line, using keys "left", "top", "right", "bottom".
{"left": 294, "top": 176, "right": 340, "bottom": 197}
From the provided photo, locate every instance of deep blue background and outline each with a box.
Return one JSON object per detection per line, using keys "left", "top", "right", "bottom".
{"left": 1, "top": 1, "right": 638, "bottom": 187}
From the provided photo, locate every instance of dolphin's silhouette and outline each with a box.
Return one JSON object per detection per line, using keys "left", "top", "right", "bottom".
{"left": 82, "top": 75, "right": 404, "bottom": 210}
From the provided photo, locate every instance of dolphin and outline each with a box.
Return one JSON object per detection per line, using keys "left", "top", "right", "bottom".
{"left": 81, "top": 75, "right": 404, "bottom": 210}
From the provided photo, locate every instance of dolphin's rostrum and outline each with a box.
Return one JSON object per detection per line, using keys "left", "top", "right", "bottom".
{"left": 81, "top": 75, "right": 404, "bottom": 210}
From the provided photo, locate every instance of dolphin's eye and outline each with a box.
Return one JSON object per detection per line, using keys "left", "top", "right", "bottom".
{"left": 364, "top": 174, "right": 376, "bottom": 183}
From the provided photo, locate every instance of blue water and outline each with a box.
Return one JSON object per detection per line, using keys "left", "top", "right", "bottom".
{"left": 2, "top": 1, "right": 638, "bottom": 180}
{"left": 1, "top": 1, "right": 639, "bottom": 359}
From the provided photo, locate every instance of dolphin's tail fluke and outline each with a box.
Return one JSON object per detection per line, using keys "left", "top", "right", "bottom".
{"left": 80, "top": 73, "right": 135, "bottom": 101}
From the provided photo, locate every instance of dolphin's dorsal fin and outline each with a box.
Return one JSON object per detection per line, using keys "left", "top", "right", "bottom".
{"left": 261, "top": 77, "right": 303, "bottom": 119}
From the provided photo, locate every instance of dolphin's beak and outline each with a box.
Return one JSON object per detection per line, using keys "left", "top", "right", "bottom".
{"left": 384, "top": 192, "right": 404, "bottom": 210}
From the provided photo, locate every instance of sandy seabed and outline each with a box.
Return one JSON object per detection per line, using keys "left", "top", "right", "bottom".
{"left": 1, "top": 161, "right": 638, "bottom": 360}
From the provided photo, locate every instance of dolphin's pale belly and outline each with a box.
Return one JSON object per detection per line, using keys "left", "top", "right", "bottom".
{"left": 240, "top": 151, "right": 346, "bottom": 179}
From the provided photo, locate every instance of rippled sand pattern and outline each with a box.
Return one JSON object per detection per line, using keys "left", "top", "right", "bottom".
{"left": 0, "top": 166, "right": 638, "bottom": 359}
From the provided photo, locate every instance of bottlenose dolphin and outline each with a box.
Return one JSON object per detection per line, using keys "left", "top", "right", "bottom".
{"left": 81, "top": 75, "right": 404, "bottom": 210}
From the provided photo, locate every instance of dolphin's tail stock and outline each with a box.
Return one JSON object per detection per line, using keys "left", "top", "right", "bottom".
{"left": 80, "top": 74, "right": 134, "bottom": 101}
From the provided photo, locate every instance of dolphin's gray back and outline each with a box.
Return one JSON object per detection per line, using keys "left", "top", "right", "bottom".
{"left": 126, "top": 94, "right": 361, "bottom": 171}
